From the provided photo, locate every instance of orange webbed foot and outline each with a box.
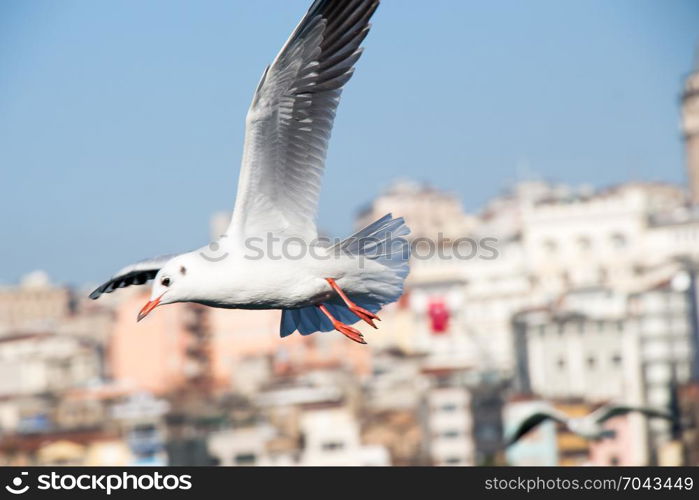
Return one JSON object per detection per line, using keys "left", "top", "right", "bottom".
{"left": 317, "top": 303, "right": 368, "bottom": 344}
{"left": 349, "top": 305, "right": 380, "bottom": 329}
{"left": 325, "top": 277, "right": 381, "bottom": 329}
{"left": 333, "top": 321, "right": 366, "bottom": 344}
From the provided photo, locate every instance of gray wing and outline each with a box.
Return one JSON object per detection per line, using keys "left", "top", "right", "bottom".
{"left": 591, "top": 405, "right": 673, "bottom": 424}
{"left": 227, "top": 0, "right": 380, "bottom": 241}
{"left": 88, "top": 254, "right": 178, "bottom": 299}
{"left": 506, "top": 411, "right": 567, "bottom": 447}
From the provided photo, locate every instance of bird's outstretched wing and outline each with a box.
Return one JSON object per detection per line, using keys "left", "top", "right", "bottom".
{"left": 227, "top": 0, "right": 380, "bottom": 242}
{"left": 506, "top": 410, "right": 567, "bottom": 447}
{"left": 88, "top": 254, "right": 178, "bottom": 299}
{"left": 591, "top": 405, "right": 673, "bottom": 424}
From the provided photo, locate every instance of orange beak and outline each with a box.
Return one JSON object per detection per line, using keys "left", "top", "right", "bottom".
{"left": 137, "top": 296, "right": 162, "bottom": 322}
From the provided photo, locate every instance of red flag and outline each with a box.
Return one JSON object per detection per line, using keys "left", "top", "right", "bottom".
{"left": 428, "top": 298, "right": 449, "bottom": 334}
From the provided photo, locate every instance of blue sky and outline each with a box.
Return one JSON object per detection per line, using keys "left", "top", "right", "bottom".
{"left": 1, "top": 0, "right": 698, "bottom": 285}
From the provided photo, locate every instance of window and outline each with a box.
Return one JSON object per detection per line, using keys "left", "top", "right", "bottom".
{"left": 557, "top": 358, "right": 566, "bottom": 369}
{"left": 561, "top": 272, "right": 571, "bottom": 286}
{"left": 322, "top": 441, "right": 345, "bottom": 452}
{"left": 442, "top": 430, "right": 461, "bottom": 439}
{"left": 543, "top": 239, "right": 558, "bottom": 254}
{"left": 445, "top": 457, "right": 463, "bottom": 465}
{"left": 577, "top": 236, "right": 591, "bottom": 251}
{"left": 611, "top": 233, "right": 627, "bottom": 249}
{"left": 234, "top": 453, "right": 256, "bottom": 465}
{"left": 441, "top": 403, "right": 459, "bottom": 412}
{"left": 587, "top": 356, "right": 596, "bottom": 369}
{"left": 612, "top": 354, "right": 622, "bottom": 367}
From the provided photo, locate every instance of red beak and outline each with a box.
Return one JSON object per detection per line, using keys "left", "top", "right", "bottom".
{"left": 137, "top": 296, "right": 161, "bottom": 322}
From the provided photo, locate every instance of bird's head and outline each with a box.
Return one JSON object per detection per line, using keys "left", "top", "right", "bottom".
{"left": 137, "top": 254, "right": 196, "bottom": 321}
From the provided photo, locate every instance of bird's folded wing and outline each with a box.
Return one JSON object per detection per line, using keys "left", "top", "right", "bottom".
{"left": 227, "top": 0, "right": 380, "bottom": 242}
{"left": 88, "top": 254, "right": 178, "bottom": 299}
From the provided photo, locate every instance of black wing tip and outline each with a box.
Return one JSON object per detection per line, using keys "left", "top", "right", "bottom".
{"left": 88, "top": 269, "right": 159, "bottom": 300}
{"left": 505, "top": 426, "right": 531, "bottom": 447}
{"left": 89, "top": 284, "right": 109, "bottom": 300}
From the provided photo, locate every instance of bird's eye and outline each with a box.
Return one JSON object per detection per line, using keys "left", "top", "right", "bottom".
{"left": 161, "top": 277, "right": 171, "bottom": 287}
{"left": 180, "top": 266, "right": 187, "bottom": 275}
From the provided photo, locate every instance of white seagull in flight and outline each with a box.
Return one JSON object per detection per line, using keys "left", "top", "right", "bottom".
{"left": 90, "top": 0, "right": 410, "bottom": 344}
{"left": 506, "top": 404, "right": 674, "bottom": 446}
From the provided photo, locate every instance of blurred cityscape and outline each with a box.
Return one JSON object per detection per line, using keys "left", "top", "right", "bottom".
{"left": 1, "top": 58, "right": 699, "bottom": 467}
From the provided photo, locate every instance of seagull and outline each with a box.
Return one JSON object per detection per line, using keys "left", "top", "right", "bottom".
{"left": 89, "top": 0, "right": 410, "bottom": 344}
{"left": 506, "top": 404, "right": 674, "bottom": 446}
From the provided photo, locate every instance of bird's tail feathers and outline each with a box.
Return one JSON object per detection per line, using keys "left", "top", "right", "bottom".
{"left": 280, "top": 213, "right": 411, "bottom": 337}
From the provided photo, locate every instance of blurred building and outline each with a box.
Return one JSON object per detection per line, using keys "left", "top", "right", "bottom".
{"left": 361, "top": 409, "right": 423, "bottom": 466}
{"left": 208, "top": 424, "right": 280, "bottom": 466}
{"left": 552, "top": 402, "right": 593, "bottom": 466}
{"left": 0, "top": 332, "right": 103, "bottom": 440}
{"left": 587, "top": 413, "right": 639, "bottom": 466}
{"left": 109, "top": 291, "right": 204, "bottom": 394}
{"left": 512, "top": 274, "right": 695, "bottom": 463}
{"left": 420, "top": 367, "right": 506, "bottom": 466}
{"left": 360, "top": 180, "right": 695, "bottom": 375}
{"left": 678, "top": 381, "right": 699, "bottom": 465}
{"left": 682, "top": 55, "right": 699, "bottom": 204}
{"left": 356, "top": 180, "right": 476, "bottom": 241}
{"left": 424, "top": 384, "right": 475, "bottom": 465}
{"left": 111, "top": 392, "right": 169, "bottom": 465}
{"left": 0, "top": 271, "right": 72, "bottom": 334}
{"left": 299, "top": 403, "right": 390, "bottom": 466}
{"left": 0, "top": 333, "right": 101, "bottom": 399}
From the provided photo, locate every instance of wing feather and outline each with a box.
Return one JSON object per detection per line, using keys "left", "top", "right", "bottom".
{"left": 506, "top": 411, "right": 567, "bottom": 447}
{"left": 591, "top": 405, "right": 673, "bottom": 424}
{"left": 88, "top": 254, "right": 177, "bottom": 299}
{"left": 228, "top": 0, "right": 380, "bottom": 241}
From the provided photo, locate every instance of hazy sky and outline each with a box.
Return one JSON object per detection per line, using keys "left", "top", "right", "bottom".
{"left": 1, "top": 0, "right": 698, "bottom": 285}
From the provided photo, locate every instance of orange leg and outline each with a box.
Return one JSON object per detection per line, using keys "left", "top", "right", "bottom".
{"left": 317, "top": 304, "right": 366, "bottom": 344}
{"left": 325, "top": 278, "right": 380, "bottom": 329}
